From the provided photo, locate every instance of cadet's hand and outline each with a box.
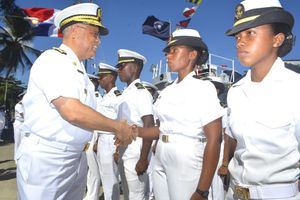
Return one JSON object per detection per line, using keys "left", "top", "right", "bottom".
{"left": 190, "top": 192, "right": 207, "bottom": 200}
{"left": 217, "top": 165, "right": 229, "bottom": 177}
{"left": 135, "top": 158, "right": 149, "bottom": 176}
{"left": 115, "top": 120, "right": 135, "bottom": 146}
{"left": 113, "top": 149, "right": 119, "bottom": 164}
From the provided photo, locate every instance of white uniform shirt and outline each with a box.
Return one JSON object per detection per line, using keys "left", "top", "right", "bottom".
{"left": 226, "top": 58, "right": 300, "bottom": 185}
{"left": 118, "top": 79, "right": 154, "bottom": 160}
{"left": 154, "top": 71, "right": 224, "bottom": 138}
{"left": 96, "top": 87, "right": 120, "bottom": 135}
{"left": 22, "top": 44, "right": 96, "bottom": 146}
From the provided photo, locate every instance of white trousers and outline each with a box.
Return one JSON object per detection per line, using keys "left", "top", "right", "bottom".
{"left": 16, "top": 136, "right": 87, "bottom": 200}
{"left": 13, "top": 120, "right": 24, "bottom": 162}
{"left": 84, "top": 133, "right": 101, "bottom": 200}
{"left": 153, "top": 139, "right": 204, "bottom": 200}
{"left": 119, "top": 139, "right": 149, "bottom": 200}
{"left": 97, "top": 134, "right": 120, "bottom": 200}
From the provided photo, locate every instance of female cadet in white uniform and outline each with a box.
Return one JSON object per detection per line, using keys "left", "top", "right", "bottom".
{"left": 17, "top": 3, "right": 134, "bottom": 200}
{"left": 136, "top": 29, "right": 224, "bottom": 200}
{"left": 225, "top": 0, "right": 300, "bottom": 199}
{"left": 97, "top": 63, "right": 121, "bottom": 200}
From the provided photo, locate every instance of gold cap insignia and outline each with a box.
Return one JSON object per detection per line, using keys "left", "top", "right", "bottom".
{"left": 235, "top": 4, "right": 244, "bottom": 21}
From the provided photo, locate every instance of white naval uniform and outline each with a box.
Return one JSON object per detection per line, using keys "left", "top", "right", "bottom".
{"left": 153, "top": 71, "right": 224, "bottom": 200}
{"left": 13, "top": 100, "right": 24, "bottom": 162}
{"left": 96, "top": 87, "right": 121, "bottom": 200}
{"left": 226, "top": 58, "right": 300, "bottom": 200}
{"left": 117, "top": 79, "right": 154, "bottom": 200}
{"left": 84, "top": 92, "right": 102, "bottom": 200}
{"left": 17, "top": 44, "right": 96, "bottom": 200}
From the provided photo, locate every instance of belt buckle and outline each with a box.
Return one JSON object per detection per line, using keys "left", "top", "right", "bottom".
{"left": 83, "top": 143, "right": 90, "bottom": 152}
{"left": 162, "top": 135, "right": 169, "bottom": 143}
{"left": 234, "top": 186, "right": 250, "bottom": 200}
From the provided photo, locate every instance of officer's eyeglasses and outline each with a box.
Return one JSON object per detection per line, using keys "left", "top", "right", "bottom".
{"left": 76, "top": 25, "right": 100, "bottom": 39}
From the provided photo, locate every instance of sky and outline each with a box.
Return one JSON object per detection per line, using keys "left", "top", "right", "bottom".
{"left": 13, "top": 0, "right": 300, "bottom": 89}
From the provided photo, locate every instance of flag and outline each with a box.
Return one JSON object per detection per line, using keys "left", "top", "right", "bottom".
{"left": 183, "top": 6, "right": 198, "bottom": 18}
{"left": 177, "top": 18, "right": 191, "bottom": 28}
{"left": 22, "top": 8, "right": 62, "bottom": 37}
{"left": 142, "top": 15, "right": 170, "bottom": 41}
{"left": 186, "top": 0, "right": 203, "bottom": 5}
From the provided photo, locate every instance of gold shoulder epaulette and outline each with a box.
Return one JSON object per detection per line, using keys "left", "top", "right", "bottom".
{"left": 114, "top": 90, "right": 121, "bottom": 96}
{"left": 192, "top": 75, "right": 210, "bottom": 80}
{"left": 135, "top": 82, "right": 145, "bottom": 89}
{"left": 52, "top": 47, "right": 67, "bottom": 55}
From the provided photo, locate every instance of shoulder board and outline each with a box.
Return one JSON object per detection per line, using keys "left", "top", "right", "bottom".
{"left": 52, "top": 47, "right": 66, "bottom": 55}
{"left": 192, "top": 75, "right": 211, "bottom": 80}
{"left": 95, "top": 93, "right": 99, "bottom": 97}
{"left": 135, "top": 82, "right": 145, "bottom": 89}
{"left": 77, "top": 69, "right": 84, "bottom": 74}
{"left": 114, "top": 90, "right": 121, "bottom": 96}
{"left": 285, "top": 63, "right": 300, "bottom": 74}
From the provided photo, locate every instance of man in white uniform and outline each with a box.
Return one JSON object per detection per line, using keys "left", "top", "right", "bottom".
{"left": 17, "top": 3, "right": 134, "bottom": 200}
{"left": 84, "top": 73, "right": 102, "bottom": 200}
{"left": 97, "top": 63, "right": 122, "bottom": 200}
{"left": 116, "top": 49, "right": 155, "bottom": 200}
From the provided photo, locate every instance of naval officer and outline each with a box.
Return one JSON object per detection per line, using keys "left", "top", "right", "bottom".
{"left": 17, "top": 3, "right": 134, "bottom": 200}
{"left": 225, "top": 0, "right": 300, "bottom": 199}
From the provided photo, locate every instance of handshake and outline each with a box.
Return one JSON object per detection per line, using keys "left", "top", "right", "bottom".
{"left": 114, "top": 120, "right": 139, "bottom": 146}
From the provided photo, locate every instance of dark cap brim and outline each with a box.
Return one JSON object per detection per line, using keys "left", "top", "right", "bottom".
{"left": 163, "top": 37, "right": 208, "bottom": 52}
{"left": 226, "top": 9, "right": 294, "bottom": 36}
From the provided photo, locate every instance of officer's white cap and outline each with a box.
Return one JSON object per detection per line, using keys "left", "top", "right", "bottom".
{"left": 87, "top": 73, "right": 99, "bottom": 79}
{"left": 98, "top": 63, "right": 117, "bottom": 74}
{"left": 54, "top": 3, "right": 108, "bottom": 35}
{"left": 142, "top": 81, "right": 158, "bottom": 91}
{"left": 116, "top": 49, "right": 147, "bottom": 67}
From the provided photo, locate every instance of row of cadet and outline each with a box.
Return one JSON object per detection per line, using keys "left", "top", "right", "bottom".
{"left": 15, "top": 0, "right": 299, "bottom": 200}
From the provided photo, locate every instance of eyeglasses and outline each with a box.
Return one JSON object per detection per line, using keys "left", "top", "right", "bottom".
{"left": 76, "top": 25, "right": 100, "bottom": 39}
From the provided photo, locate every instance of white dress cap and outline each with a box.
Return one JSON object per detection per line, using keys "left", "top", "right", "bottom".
{"left": 117, "top": 49, "right": 147, "bottom": 66}
{"left": 172, "top": 28, "right": 201, "bottom": 38}
{"left": 99, "top": 62, "right": 117, "bottom": 72}
{"left": 241, "top": 0, "right": 282, "bottom": 11}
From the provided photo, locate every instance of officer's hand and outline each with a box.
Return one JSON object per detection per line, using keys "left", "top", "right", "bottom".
{"left": 190, "top": 192, "right": 207, "bottom": 200}
{"left": 135, "top": 158, "right": 149, "bottom": 176}
{"left": 115, "top": 120, "right": 135, "bottom": 146}
{"left": 217, "top": 165, "right": 229, "bottom": 177}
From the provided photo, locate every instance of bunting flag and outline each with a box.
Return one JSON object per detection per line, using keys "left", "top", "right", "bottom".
{"left": 182, "top": 6, "right": 198, "bottom": 18}
{"left": 186, "top": 0, "right": 203, "bottom": 5}
{"left": 142, "top": 15, "right": 170, "bottom": 41}
{"left": 22, "top": 7, "right": 62, "bottom": 37}
{"left": 177, "top": 18, "right": 191, "bottom": 28}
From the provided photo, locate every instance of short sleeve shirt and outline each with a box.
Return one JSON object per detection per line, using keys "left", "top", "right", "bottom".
{"left": 21, "top": 44, "right": 96, "bottom": 145}
{"left": 226, "top": 58, "right": 300, "bottom": 185}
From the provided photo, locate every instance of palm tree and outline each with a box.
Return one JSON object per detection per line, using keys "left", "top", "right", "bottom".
{"left": 0, "top": 0, "right": 41, "bottom": 78}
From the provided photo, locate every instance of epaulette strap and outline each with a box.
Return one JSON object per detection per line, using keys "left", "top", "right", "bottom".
{"left": 114, "top": 90, "right": 121, "bottom": 96}
{"left": 192, "top": 75, "right": 211, "bottom": 80}
{"left": 135, "top": 82, "right": 145, "bottom": 89}
{"left": 285, "top": 63, "right": 300, "bottom": 73}
{"left": 52, "top": 47, "right": 67, "bottom": 55}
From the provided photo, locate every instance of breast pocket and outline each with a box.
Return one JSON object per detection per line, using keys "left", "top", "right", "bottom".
{"left": 253, "top": 111, "right": 295, "bottom": 154}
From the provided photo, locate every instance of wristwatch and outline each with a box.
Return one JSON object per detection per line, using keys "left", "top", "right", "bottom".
{"left": 196, "top": 188, "right": 209, "bottom": 198}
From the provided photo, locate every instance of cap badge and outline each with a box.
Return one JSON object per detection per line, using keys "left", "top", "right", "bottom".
{"left": 97, "top": 8, "right": 102, "bottom": 20}
{"left": 235, "top": 4, "right": 244, "bottom": 20}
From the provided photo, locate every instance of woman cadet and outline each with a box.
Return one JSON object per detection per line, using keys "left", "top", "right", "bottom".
{"left": 135, "top": 28, "right": 224, "bottom": 200}
{"left": 225, "top": 0, "right": 300, "bottom": 199}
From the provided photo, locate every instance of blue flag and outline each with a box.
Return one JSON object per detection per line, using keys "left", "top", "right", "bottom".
{"left": 142, "top": 15, "right": 170, "bottom": 41}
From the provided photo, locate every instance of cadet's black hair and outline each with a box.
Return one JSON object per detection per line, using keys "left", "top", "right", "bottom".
{"left": 270, "top": 22, "right": 295, "bottom": 57}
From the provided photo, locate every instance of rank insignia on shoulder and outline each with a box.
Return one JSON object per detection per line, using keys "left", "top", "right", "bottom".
{"left": 192, "top": 75, "right": 210, "bottom": 80}
{"left": 114, "top": 90, "right": 121, "bottom": 96}
{"left": 135, "top": 82, "right": 145, "bottom": 89}
{"left": 285, "top": 63, "right": 300, "bottom": 74}
{"left": 77, "top": 69, "right": 84, "bottom": 74}
{"left": 52, "top": 47, "right": 66, "bottom": 55}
